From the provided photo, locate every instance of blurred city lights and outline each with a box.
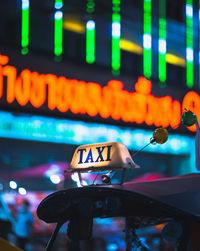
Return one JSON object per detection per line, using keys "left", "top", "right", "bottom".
{"left": 71, "top": 173, "right": 79, "bottom": 182}
{"left": 55, "top": 0, "right": 63, "bottom": 9}
{"left": 54, "top": 11, "right": 63, "bottom": 20}
{"left": 112, "top": 22, "right": 121, "bottom": 38}
{"left": 77, "top": 180, "right": 87, "bottom": 187}
{"left": 86, "top": 20, "right": 95, "bottom": 30}
{"left": 9, "top": 180, "right": 17, "bottom": 189}
{"left": 63, "top": 20, "right": 85, "bottom": 33}
{"left": 170, "top": 139, "right": 180, "bottom": 151}
{"left": 107, "top": 243, "right": 118, "bottom": 251}
{"left": 18, "top": 187, "right": 27, "bottom": 195}
{"left": 186, "top": 4, "right": 193, "bottom": 18}
{"left": 22, "top": 0, "right": 29, "bottom": 10}
{"left": 50, "top": 174, "right": 61, "bottom": 184}
{"left": 159, "top": 39, "right": 166, "bottom": 54}
{"left": 166, "top": 54, "right": 185, "bottom": 67}
{"left": 120, "top": 39, "right": 142, "bottom": 54}
{"left": 45, "top": 164, "right": 62, "bottom": 178}
{"left": 143, "top": 34, "right": 152, "bottom": 50}
{"left": 0, "top": 183, "right": 3, "bottom": 190}
{"left": 71, "top": 173, "right": 90, "bottom": 186}
{"left": 186, "top": 48, "right": 193, "bottom": 62}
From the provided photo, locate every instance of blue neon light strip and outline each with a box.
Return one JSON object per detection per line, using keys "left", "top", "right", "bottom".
{"left": 0, "top": 111, "right": 193, "bottom": 156}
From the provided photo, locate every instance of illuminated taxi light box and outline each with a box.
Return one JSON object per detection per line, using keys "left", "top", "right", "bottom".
{"left": 67, "top": 142, "right": 137, "bottom": 172}
{"left": 0, "top": 54, "right": 200, "bottom": 132}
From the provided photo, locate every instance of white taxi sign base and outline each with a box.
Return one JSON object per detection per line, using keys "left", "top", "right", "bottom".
{"left": 66, "top": 142, "right": 137, "bottom": 173}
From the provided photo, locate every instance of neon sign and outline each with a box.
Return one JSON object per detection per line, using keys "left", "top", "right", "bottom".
{"left": 0, "top": 54, "right": 199, "bottom": 132}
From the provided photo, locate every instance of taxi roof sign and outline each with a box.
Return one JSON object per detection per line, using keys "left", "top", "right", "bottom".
{"left": 66, "top": 142, "right": 137, "bottom": 173}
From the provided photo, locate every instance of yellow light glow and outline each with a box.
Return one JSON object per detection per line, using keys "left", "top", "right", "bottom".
{"left": 120, "top": 39, "right": 185, "bottom": 68}
{"left": 120, "top": 39, "right": 142, "bottom": 54}
{"left": 61, "top": 21, "right": 186, "bottom": 69}
{"left": 63, "top": 20, "right": 85, "bottom": 34}
{"left": 166, "top": 54, "right": 186, "bottom": 67}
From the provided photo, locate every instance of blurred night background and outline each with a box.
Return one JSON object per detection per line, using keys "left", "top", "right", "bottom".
{"left": 0, "top": 0, "right": 199, "bottom": 250}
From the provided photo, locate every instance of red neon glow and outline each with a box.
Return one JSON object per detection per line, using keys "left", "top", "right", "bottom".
{"left": 0, "top": 55, "right": 199, "bottom": 131}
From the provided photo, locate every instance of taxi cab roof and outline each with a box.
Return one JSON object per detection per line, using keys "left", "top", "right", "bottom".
{"left": 37, "top": 173, "right": 200, "bottom": 223}
{"left": 113, "top": 172, "right": 200, "bottom": 218}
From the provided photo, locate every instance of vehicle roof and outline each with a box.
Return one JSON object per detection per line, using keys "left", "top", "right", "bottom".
{"left": 37, "top": 173, "right": 200, "bottom": 224}
{"left": 113, "top": 173, "right": 200, "bottom": 218}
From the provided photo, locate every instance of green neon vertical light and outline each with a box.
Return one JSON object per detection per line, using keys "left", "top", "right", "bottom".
{"left": 159, "top": 0, "right": 166, "bottom": 85}
{"left": 143, "top": 0, "right": 151, "bottom": 79}
{"left": 112, "top": 0, "right": 121, "bottom": 75}
{"left": 55, "top": 0, "right": 63, "bottom": 9}
{"left": 21, "top": 0, "right": 29, "bottom": 55}
{"left": 54, "top": 0, "right": 63, "bottom": 57}
{"left": 86, "top": 0, "right": 95, "bottom": 64}
{"left": 86, "top": 21, "right": 95, "bottom": 64}
{"left": 186, "top": 0, "right": 193, "bottom": 88}
{"left": 86, "top": 0, "right": 95, "bottom": 13}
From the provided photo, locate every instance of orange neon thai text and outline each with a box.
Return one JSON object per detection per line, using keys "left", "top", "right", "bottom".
{"left": 0, "top": 55, "right": 199, "bottom": 132}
